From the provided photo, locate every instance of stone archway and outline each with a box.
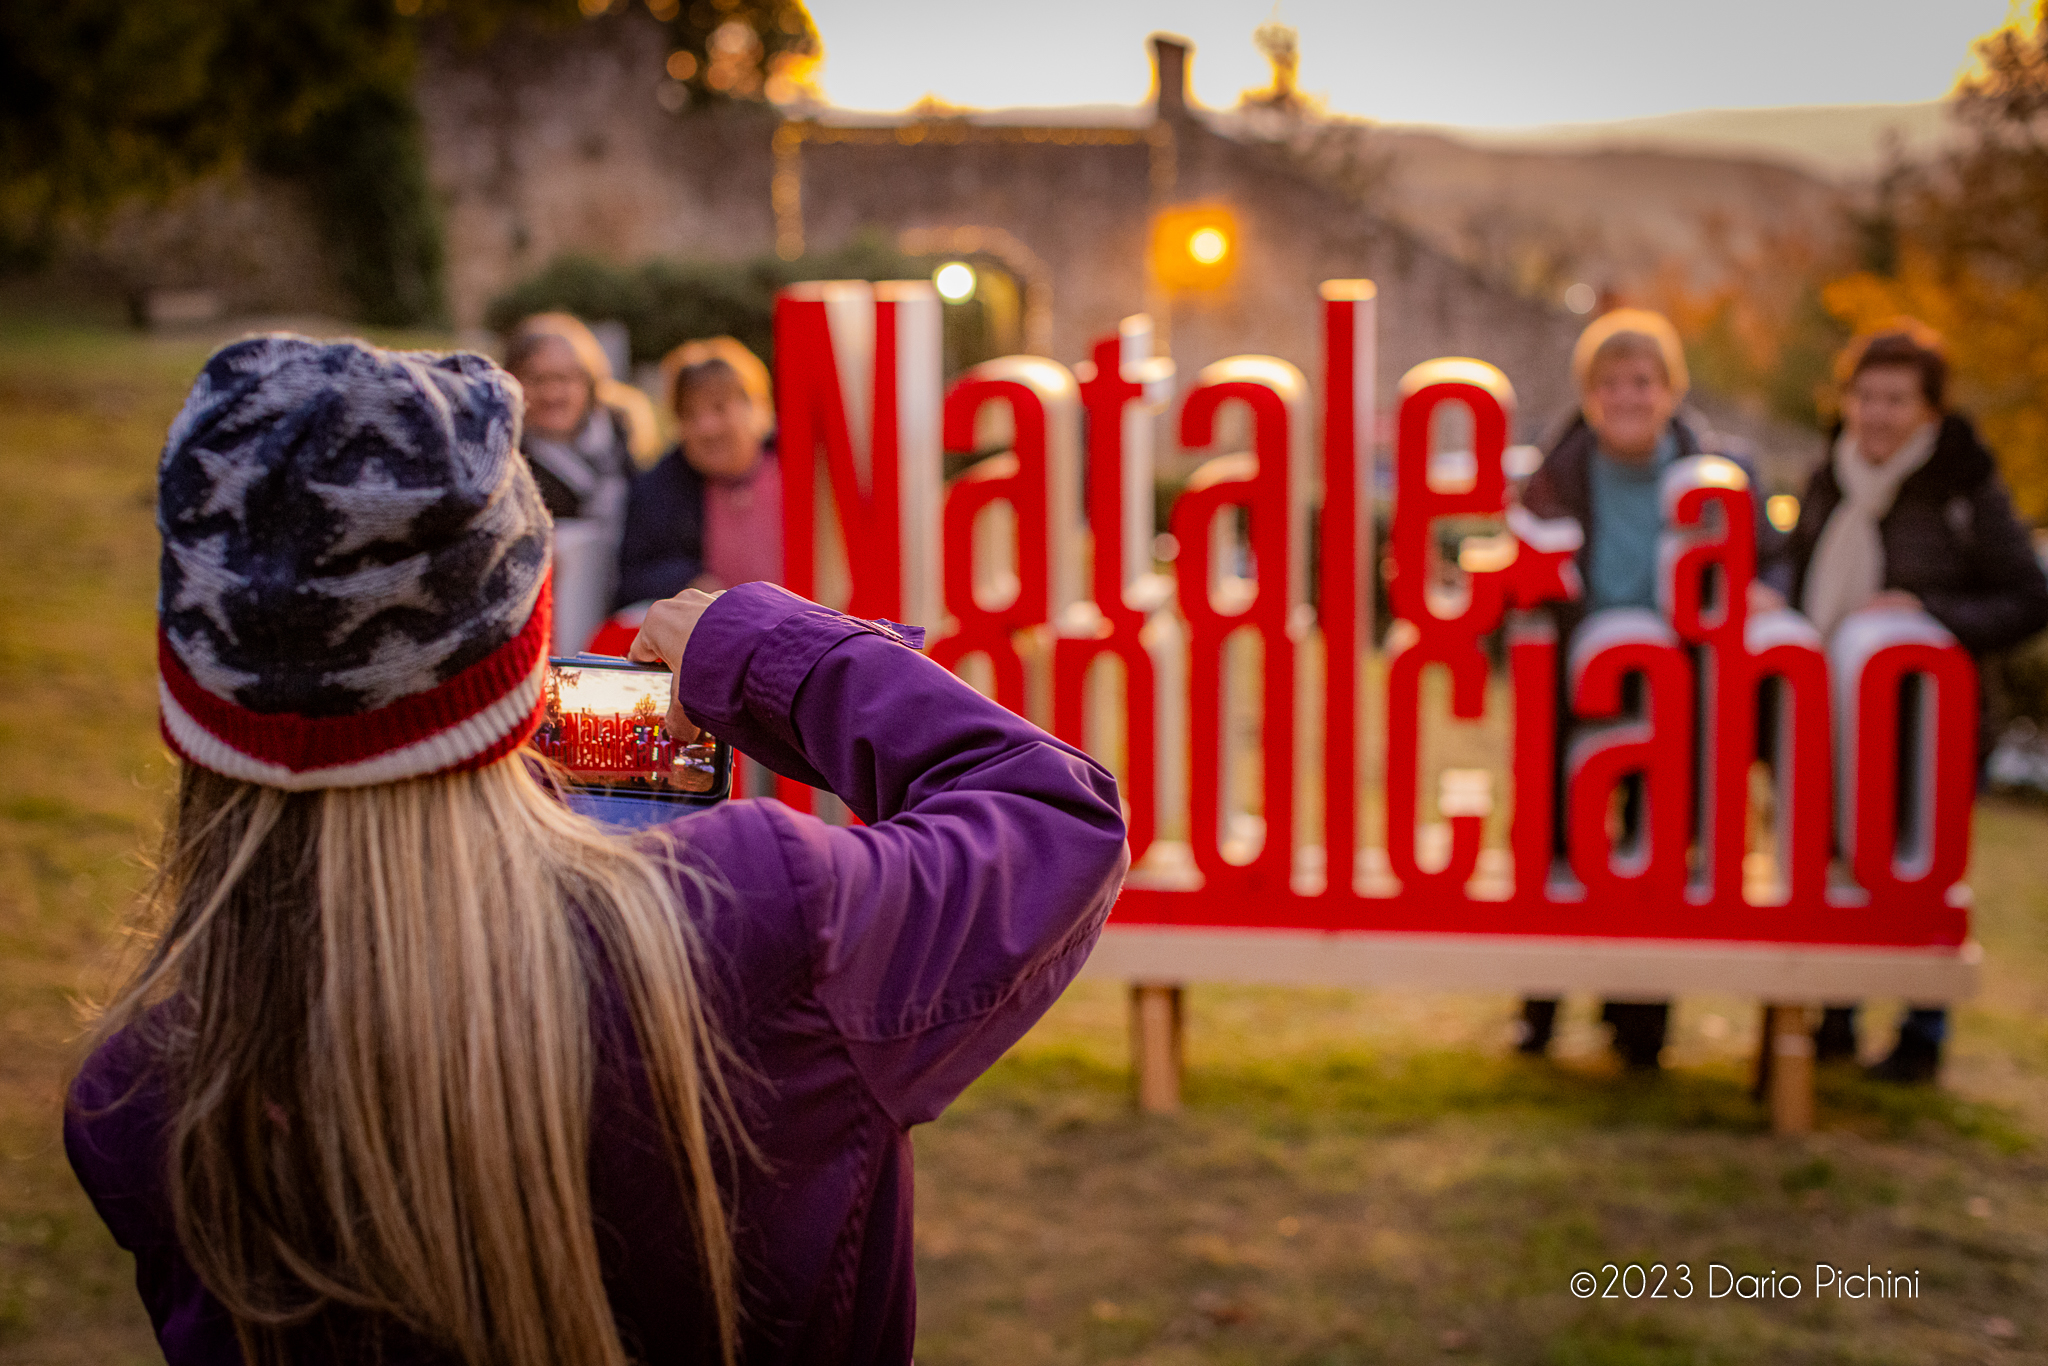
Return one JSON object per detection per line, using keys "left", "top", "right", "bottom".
{"left": 897, "top": 224, "right": 1054, "bottom": 356}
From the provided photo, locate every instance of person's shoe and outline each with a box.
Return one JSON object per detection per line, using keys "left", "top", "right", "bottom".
{"left": 1867, "top": 1035, "right": 1940, "bottom": 1085}
{"left": 1616, "top": 1040, "right": 1664, "bottom": 1071}
{"left": 1603, "top": 1002, "right": 1667, "bottom": 1071}
{"left": 1813, "top": 1008, "right": 1859, "bottom": 1064}
{"left": 1516, "top": 1000, "right": 1557, "bottom": 1055}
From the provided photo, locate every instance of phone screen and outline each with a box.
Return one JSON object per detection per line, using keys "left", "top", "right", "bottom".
{"left": 532, "top": 657, "right": 731, "bottom": 824}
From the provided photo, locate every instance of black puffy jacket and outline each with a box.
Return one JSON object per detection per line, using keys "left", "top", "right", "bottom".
{"left": 1786, "top": 413, "right": 2048, "bottom": 658}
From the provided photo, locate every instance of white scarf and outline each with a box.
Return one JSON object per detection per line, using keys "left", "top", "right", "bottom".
{"left": 524, "top": 408, "right": 629, "bottom": 523}
{"left": 1802, "top": 421, "right": 1939, "bottom": 640}
{"left": 526, "top": 409, "right": 632, "bottom": 652}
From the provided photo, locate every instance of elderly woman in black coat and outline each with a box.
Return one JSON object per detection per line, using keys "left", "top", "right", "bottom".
{"left": 1788, "top": 322, "right": 2048, "bottom": 1082}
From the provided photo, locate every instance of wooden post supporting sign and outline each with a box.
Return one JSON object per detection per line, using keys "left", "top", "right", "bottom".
{"left": 1764, "top": 1005, "right": 1819, "bottom": 1135}
{"left": 1131, "top": 983, "right": 1184, "bottom": 1114}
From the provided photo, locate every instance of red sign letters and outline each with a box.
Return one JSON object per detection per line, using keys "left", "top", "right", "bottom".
{"left": 774, "top": 281, "right": 1977, "bottom": 950}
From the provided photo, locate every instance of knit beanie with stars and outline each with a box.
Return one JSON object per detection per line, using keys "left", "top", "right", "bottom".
{"left": 156, "top": 335, "right": 553, "bottom": 790}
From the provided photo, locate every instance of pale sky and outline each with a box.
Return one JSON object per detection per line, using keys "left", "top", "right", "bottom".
{"left": 554, "top": 665, "right": 668, "bottom": 718}
{"left": 804, "top": 0, "right": 2019, "bottom": 128}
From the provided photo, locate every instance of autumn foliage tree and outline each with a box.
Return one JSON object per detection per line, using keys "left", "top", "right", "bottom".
{"left": 1822, "top": 3, "right": 2048, "bottom": 522}
{"left": 1646, "top": 225, "right": 1851, "bottom": 435}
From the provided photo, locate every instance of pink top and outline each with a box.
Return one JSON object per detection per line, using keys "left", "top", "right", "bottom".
{"left": 703, "top": 452, "right": 783, "bottom": 589}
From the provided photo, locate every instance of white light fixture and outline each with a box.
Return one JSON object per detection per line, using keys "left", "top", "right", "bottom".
{"left": 934, "top": 261, "right": 977, "bottom": 303}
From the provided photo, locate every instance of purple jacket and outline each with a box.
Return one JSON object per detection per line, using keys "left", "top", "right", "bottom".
{"left": 66, "top": 583, "right": 1129, "bottom": 1364}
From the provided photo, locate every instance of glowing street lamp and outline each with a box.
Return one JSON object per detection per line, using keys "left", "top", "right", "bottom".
{"left": 1188, "top": 226, "right": 1228, "bottom": 266}
{"left": 1150, "top": 205, "right": 1238, "bottom": 289}
{"left": 934, "top": 261, "right": 977, "bottom": 303}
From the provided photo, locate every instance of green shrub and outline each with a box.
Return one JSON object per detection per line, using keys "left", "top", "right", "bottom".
{"left": 484, "top": 235, "right": 932, "bottom": 368}
{"left": 261, "top": 80, "right": 445, "bottom": 328}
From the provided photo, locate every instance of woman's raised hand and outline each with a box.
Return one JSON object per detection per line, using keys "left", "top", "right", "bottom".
{"left": 629, "top": 588, "right": 723, "bottom": 742}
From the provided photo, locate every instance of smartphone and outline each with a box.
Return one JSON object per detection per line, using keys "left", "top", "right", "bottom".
{"left": 531, "top": 655, "right": 732, "bottom": 829}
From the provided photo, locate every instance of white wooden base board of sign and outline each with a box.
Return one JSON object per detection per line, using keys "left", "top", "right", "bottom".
{"left": 1080, "top": 927, "right": 1982, "bottom": 1001}
{"left": 1086, "top": 927, "right": 1979, "bottom": 1134}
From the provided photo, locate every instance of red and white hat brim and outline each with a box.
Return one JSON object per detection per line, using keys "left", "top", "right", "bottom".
{"left": 158, "top": 576, "right": 553, "bottom": 790}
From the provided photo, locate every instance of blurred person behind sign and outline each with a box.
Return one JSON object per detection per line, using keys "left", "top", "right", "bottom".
{"left": 587, "top": 338, "right": 784, "bottom": 659}
{"left": 1787, "top": 321, "right": 2048, "bottom": 1082}
{"left": 504, "top": 312, "right": 660, "bottom": 653}
{"left": 1514, "top": 309, "right": 1791, "bottom": 1069}
{"left": 630, "top": 340, "right": 782, "bottom": 595}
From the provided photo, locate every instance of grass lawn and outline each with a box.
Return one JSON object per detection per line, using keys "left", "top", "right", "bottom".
{"left": 1, "top": 312, "right": 2044, "bottom": 1365}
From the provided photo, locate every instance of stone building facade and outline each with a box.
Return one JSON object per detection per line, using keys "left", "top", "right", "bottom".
{"left": 411, "top": 17, "right": 1589, "bottom": 436}
{"left": 78, "top": 11, "right": 1817, "bottom": 475}
{"left": 414, "top": 14, "right": 781, "bottom": 339}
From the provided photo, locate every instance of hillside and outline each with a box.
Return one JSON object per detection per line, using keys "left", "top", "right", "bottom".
{"left": 1354, "top": 126, "right": 1853, "bottom": 304}
{"left": 1427, "top": 100, "right": 1954, "bottom": 180}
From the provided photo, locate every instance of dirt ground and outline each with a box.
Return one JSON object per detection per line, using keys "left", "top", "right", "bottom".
{"left": 1, "top": 313, "right": 2042, "bottom": 1365}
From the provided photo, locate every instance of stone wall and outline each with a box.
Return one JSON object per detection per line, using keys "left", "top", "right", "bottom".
{"left": 788, "top": 115, "right": 1583, "bottom": 440}
{"left": 778, "top": 50, "right": 1815, "bottom": 475}
{"left": 53, "top": 171, "right": 346, "bottom": 320}
{"left": 415, "top": 12, "right": 779, "bottom": 331}
{"left": 1166, "top": 109, "right": 1587, "bottom": 437}
{"left": 55, "top": 14, "right": 1820, "bottom": 481}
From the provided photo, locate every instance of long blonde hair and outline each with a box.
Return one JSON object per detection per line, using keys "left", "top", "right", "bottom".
{"left": 85, "top": 757, "right": 741, "bottom": 1365}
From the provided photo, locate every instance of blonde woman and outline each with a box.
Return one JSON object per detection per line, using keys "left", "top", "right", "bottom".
{"left": 67, "top": 337, "right": 1127, "bottom": 1364}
